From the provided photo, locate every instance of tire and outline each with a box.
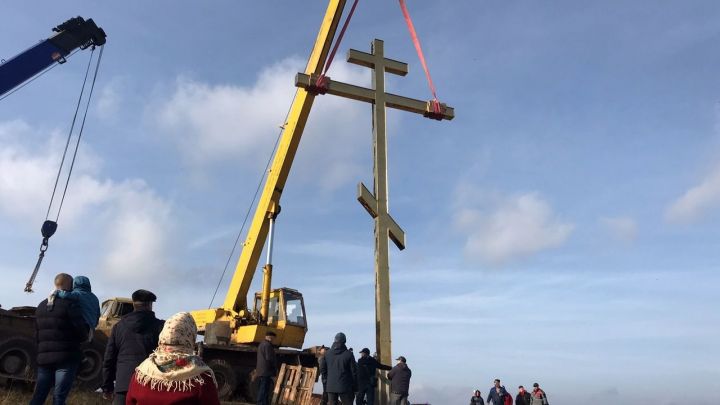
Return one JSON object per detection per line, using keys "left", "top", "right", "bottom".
{"left": 207, "top": 358, "right": 237, "bottom": 400}
{"left": 76, "top": 346, "right": 103, "bottom": 390}
{"left": 0, "top": 338, "right": 36, "bottom": 380}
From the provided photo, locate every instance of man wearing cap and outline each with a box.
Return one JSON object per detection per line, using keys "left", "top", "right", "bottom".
{"left": 102, "top": 289, "right": 164, "bottom": 405}
{"left": 256, "top": 331, "right": 278, "bottom": 405}
{"left": 319, "top": 332, "right": 357, "bottom": 405}
{"left": 356, "top": 347, "right": 392, "bottom": 405}
{"left": 530, "top": 383, "right": 549, "bottom": 405}
{"left": 387, "top": 356, "right": 412, "bottom": 405}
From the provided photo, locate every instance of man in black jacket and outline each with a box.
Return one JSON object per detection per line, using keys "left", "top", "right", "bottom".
{"left": 256, "top": 330, "right": 278, "bottom": 405}
{"left": 356, "top": 347, "right": 391, "bottom": 405}
{"left": 516, "top": 385, "right": 531, "bottom": 405}
{"left": 102, "top": 289, "right": 163, "bottom": 405}
{"left": 29, "top": 273, "right": 89, "bottom": 405}
{"left": 388, "top": 356, "right": 412, "bottom": 405}
{"left": 319, "top": 332, "right": 357, "bottom": 405}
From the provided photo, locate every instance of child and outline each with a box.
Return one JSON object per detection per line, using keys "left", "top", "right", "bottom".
{"left": 51, "top": 275, "right": 100, "bottom": 341}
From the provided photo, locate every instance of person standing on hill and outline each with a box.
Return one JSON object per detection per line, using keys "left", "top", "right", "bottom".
{"left": 516, "top": 386, "right": 531, "bottom": 405}
{"left": 102, "top": 289, "right": 164, "bottom": 405}
{"left": 530, "top": 383, "right": 549, "bottom": 405}
{"left": 255, "top": 331, "right": 278, "bottom": 405}
{"left": 29, "top": 273, "right": 89, "bottom": 405}
{"left": 356, "top": 347, "right": 392, "bottom": 405}
{"left": 320, "top": 332, "right": 357, "bottom": 405}
{"left": 486, "top": 379, "right": 509, "bottom": 405}
{"left": 387, "top": 356, "right": 412, "bottom": 405}
{"left": 470, "top": 389, "right": 485, "bottom": 405}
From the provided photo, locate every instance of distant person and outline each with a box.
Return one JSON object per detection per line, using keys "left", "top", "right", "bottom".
{"left": 470, "top": 389, "right": 485, "bottom": 405}
{"left": 125, "top": 312, "right": 220, "bottom": 404}
{"left": 29, "top": 273, "right": 89, "bottom": 405}
{"left": 320, "top": 332, "right": 357, "bottom": 405}
{"left": 51, "top": 275, "right": 100, "bottom": 341}
{"left": 530, "top": 383, "right": 549, "bottom": 405}
{"left": 356, "top": 347, "right": 392, "bottom": 405}
{"left": 102, "top": 289, "right": 164, "bottom": 405}
{"left": 486, "top": 379, "right": 509, "bottom": 405}
{"left": 255, "top": 331, "right": 278, "bottom": 405}
{"left": 515, "top": 386, "right": 531, "bottom": 405}
{"left": 387, "top": 356, "right": 411, "bottom": 405}
{"left": 318, "top": 346, "right": 328, "bottom": 405}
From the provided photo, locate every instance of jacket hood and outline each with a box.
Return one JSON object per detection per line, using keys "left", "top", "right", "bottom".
{"left": 73, "top": 276, "right": 92, "bottom": 292}
{"left": 124, "top": 310, "right": 159, "bottom": 333}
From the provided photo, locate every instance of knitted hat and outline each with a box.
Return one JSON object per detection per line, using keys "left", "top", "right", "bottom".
{"left": 159, "top": 312, "right": 197, "bottom": 349}
{"left": 334, "top": 332, "right": 347, "bottom": 343}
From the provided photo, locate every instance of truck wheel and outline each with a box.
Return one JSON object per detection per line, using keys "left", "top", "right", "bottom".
{"left": 0, "top": 338, "right": 35, "bottom": 379}
{"left": 207, "top": 358, "right": 236, "bottom": 400}
{"left": 76, "top": 346, "right": 103, "bottom": 389}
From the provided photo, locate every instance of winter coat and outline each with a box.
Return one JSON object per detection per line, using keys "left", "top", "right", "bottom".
{"left": 318, "top": 355, "right": 328, "bottom": 385}
{"left": 319, "top": 342, "right": 357, "bottom": 393}
{"left": 357, "top": 356, "right": 392, "bottom": 389}
{"left": 470, "top": 395, "right": 485, "bottom": 405}
{"left": 486, "top": 386, "right": 509, "bottom": 405}
{"left": 387, "top": 363, "right": 411, "bottom": 395}
{"left": 256, "top": 339, "right": 278, "bottom": 377}
{"left": 102, "top": 310, "right": 164, "bottom": 393}
{"left": 530, "top": 389, "right": 548, "bottom": 405}
{"left": 516, "top": 392, "right": 532, "bottom": 405}
{"left": 125, "top": 371, "right": 220, "bottom": 405}
{"left": 57, "top": 275, "right": 101, "bottom": 329}
{"left": 34, "top": 297, "right": 89, "bottom": 366}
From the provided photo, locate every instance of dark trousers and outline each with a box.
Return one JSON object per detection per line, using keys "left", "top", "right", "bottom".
{"left": 257, "top": 376, "right": 273, "bottom": 405}
{"left": 113, "top": 392, "right": 127, "bottom": 405}
{"left": 328, "top": 392, "right": 354, "bottom": 405}
{"left": 29, "top": 360, "right": 80, "bottom": 405}
{"left": 320, "top": 382, "right": 328, "bottom": 405}
{"left": 356, "top": 385, "right": 375, "bottom": 405}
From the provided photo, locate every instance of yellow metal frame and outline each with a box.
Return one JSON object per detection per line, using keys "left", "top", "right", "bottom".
{"left": 191, "top": 0, "right": 347, "bottom": 347}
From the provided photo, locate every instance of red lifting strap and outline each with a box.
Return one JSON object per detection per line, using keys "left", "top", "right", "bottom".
{"left": 313, "top": 0, "right": 360, "bottom": 93}
{"left": 398, "top": 0, "right": 441, "bottom": 115}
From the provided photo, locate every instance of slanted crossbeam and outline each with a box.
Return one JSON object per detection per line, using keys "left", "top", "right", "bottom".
{"left": 296, "top": 38, "right": 453, "bottom": 405}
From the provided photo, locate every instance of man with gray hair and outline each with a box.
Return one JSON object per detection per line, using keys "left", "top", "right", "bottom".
{"left": 319, "top": 332, "right": 357, "bottom": 405}
{"left": 102, "top": 289, "right": 164, "bottom": 405}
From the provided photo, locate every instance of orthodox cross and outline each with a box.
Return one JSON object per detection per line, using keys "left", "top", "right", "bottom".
{"left": 296, "top": 38, "right": 453, "bottom": 405}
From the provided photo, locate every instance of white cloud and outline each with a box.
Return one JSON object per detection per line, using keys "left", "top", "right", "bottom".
{"left": 600, "top": 216, "right": 638, "bottom": 243}
{"left": 454, "top": 186, "right": 574, "bottom": 263}
{"left": 665, "top": 166, "right": 720, "bottom": 223}
{"left": 0, "top": 120, "right": 173, "bottom": 287}
{"left": 152, "top": 57, "right": 370, "bottom": 190}
{"left": 95, "top": 77, "right": 124, "bottom": 121}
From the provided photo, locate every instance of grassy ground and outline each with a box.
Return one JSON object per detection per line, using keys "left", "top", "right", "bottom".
{"left": 0, "top": 381, "right": 251, "bottom": 405}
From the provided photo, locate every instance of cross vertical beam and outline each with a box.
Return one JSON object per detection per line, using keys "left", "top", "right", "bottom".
{"left": 295, "top": 37, "right": 453, "bottom": 405}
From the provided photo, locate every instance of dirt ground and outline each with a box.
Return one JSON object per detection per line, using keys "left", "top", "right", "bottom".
{"left": 0, "top": 384, "right": 252, "bottom": 405}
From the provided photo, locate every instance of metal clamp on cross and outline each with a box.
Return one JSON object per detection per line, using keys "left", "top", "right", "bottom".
{"left": 296, "top": 38, "right": 454, "bottom": 405}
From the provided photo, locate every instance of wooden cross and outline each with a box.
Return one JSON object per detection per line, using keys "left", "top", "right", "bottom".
{"left": 296, "top": 38, "right": 453, "bottom": 405}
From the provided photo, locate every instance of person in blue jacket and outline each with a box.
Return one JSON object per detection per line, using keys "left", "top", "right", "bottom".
{"left": 51, "top": 275, "right": 100, "bottom": 341}
{"left": 486, "top": 379, "right": 509, "bottom": 405}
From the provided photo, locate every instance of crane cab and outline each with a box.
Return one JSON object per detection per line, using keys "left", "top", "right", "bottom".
{"left": 251, "top": 288, "right": 307, "bottom": 348}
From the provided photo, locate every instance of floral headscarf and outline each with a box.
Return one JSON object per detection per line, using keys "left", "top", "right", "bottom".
{"left": 134, "top": 312, "right": 216, "bottom": 391}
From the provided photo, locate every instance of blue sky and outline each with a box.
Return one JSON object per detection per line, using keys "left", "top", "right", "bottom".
{"left": 2, "top": 1, "right": 720, "bottom": 404}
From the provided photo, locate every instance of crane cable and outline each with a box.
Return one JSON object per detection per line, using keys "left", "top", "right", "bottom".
{"left": 24, "top": 45, "right": 104, "bottom": 293}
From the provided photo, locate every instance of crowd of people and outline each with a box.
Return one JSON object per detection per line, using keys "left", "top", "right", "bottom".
{"left": 470, "top": 379, "right": 550, "bottom": 405}
{"left": 28, "top": 273, "right": 220, "bottom": 405}
{"left": 24, "top": 273, "right": 549, "bottom": 405}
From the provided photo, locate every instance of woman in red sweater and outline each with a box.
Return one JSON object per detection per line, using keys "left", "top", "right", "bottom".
{"left": 125, "top": 312, "right": 220, "bottom": 405}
